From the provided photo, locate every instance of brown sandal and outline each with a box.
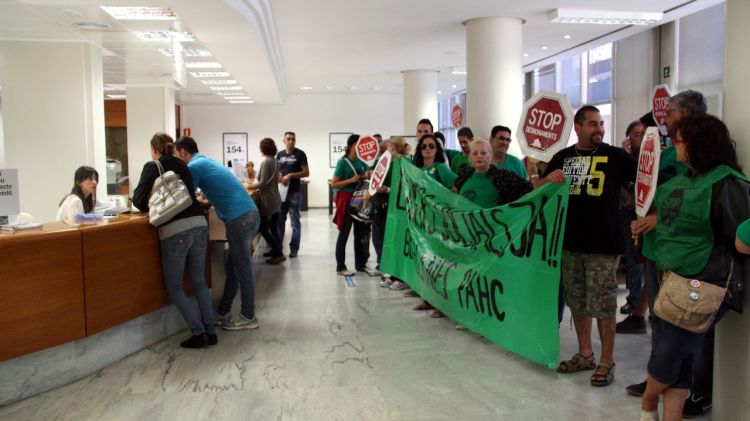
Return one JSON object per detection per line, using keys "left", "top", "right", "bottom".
{"left": 556, "top": 353, "right": 596, "bottom": 373}
{"left": 590, "top": 362, "right": 615, "bottom": 387}
{"left": 413, "top": 302, "right": 434, "bottom": 311}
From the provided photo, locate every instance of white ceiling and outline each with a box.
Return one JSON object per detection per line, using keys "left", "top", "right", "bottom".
{"left": 0, "top": 0, "right": 722, "bottom": 105}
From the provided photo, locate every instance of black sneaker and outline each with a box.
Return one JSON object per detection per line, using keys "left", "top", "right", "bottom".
{"left": 625, "top": 380, "right": 647, "bottom": 397}
{"left": 620, "top": 302, "right": 634, "bottom": 314}
{"left": 207, "top": 333, "right": 218, "bottom": 346}
{"left": 682, "top": 393, "right": 711, "bottom": 418}
{"left": 616, "top": 315, "right": 647, "bottom": 334}
{"left": 180, "top": 334, "right": 208, "bottom": 348}
{"left": 289, "top": 250, "right": 298, "bottom": 258}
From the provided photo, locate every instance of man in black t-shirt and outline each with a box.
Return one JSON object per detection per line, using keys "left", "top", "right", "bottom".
{"left": 276, "top": 131, "right": 309, "bottom": 257}
{"left": 540, "top": 105, "right": 637, "bottom": 387}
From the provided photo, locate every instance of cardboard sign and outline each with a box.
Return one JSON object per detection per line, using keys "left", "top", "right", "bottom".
{"left": 368, "top": 151, "right": 392, "bottom": 195}
{"left": 651, "top": 84, "right": 672, "bottom": 136}
{"left": 451, "top": 103, "right": 464, "bottom": 128}
{"left": 517, "top": 91, "right": 574, "bottom": 162}
{"left": 0, "top": 169, "right": 20, "bottom": 216}
{"left": 635, "top": 127, "right": 662, "bottom": 217}
{"left": 356, "top": 136, "right": 379, "bottom": 166}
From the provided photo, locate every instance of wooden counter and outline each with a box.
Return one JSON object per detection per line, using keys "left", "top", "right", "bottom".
{"left": 0, "top": 214, "right": 212, "bottom": 361}
{"left": 0, "top": 223, "right": 85, "bottom": 361}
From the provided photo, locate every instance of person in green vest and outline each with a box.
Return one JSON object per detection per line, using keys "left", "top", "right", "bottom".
{"left": 489, "top": 125, "right": 527, "bottom": 179}
{"left": 635, "top": 114, "right": 750, "bottom": 421}
{"left": 449, "top": 126, "right": 473, "bottom": 174}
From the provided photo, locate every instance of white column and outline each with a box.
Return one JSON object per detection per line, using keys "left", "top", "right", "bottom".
{"left": 402, "top": 70, "right": 438, "bottom": 134}
{"left": 125, "top": 86, "right": 176, "bottom": 194}
{"left": 0, "top": 41, "right": 106, "bottom": 222}
{"left": 715, "top": 1, "right": 750, "bottom": 419}
{"left": 465, "top": 17, "right": 524, "bottom": 156}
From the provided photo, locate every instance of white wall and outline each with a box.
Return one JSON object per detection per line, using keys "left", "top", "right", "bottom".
{"left": 181, "top": 94, "right": 403, "bottom": 207}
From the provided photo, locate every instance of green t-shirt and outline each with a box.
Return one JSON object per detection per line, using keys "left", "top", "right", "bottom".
{"left": 333, "top": 157, "right": 369, "bottom": 193}
{"left": 450, "top": 153, "right": 470, "bottom": 174}
{"left": 422, "top": 162, "right": 457, "bottom": 189}
{"left": 458, "top": 171, "right": 500, "bottom": 208}
{"left": 642, "top": 146, "right": 690, "bottom": 260}
{"left": 494, "top": 154, "right": 527, "bottom": 179}
{"left": 737, "top": 219, "right": 750, "bottom": 247}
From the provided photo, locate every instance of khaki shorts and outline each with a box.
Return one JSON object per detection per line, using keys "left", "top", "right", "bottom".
{"left": 562, "top": 250, "right": 619, "bottom": 319}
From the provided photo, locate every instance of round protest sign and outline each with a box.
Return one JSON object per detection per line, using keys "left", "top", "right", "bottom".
{"left": 368, "top": 151, "right": 392, "bottom": 195}
{"left": 516, "top": 91, "right": 574, "bottom": 162}
{"left": 635, "top": 127, "right": 662, "bottom": 217}
{"left": 651, "top": 84, "right": 672, "bottom": 136}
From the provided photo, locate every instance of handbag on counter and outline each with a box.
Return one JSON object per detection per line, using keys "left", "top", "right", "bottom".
{"left": 653, "top": 260, "right": 733, "bottom": 334}
{"left": 148, "top": 160, "right": 192, "bottom": 226}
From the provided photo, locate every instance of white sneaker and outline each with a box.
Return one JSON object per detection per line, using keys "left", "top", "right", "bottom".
{"left": 366, "top": 268, "right": 382, "bottom": 277}
{"left": 222, "top": 314, "right": 259, "bottom": 331}
{"left": 214, "top": 311, "right": 232, "bottom": 326}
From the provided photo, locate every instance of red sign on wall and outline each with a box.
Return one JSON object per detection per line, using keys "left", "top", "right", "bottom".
{"left": 651, "top": 84, "right": 672, "bottom": 136}
{"left": 183, "top": 128, "right": 191, "bottom": 136}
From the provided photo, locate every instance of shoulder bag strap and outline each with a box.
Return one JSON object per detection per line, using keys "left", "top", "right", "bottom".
{"left": 344, "top": 158, "right": 361, "bottom": 175}
{"left": 152, "top": 159, "right": 165, "bottom": 176}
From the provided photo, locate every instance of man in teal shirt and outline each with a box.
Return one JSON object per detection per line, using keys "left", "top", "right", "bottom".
{"left": 490, "top": 125, "right": 527, "bottom": 179}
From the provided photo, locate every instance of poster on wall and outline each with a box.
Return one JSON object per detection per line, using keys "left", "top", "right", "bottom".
{"left": 329, "top": 132, "right": 352, "bottom": 168}
{"left": 222, "top": 132, "right": 248, "bottom": 179}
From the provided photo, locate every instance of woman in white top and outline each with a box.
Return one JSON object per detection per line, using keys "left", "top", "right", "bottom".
{"left": 56, "top": 166, "right": 98, "bottom": 221}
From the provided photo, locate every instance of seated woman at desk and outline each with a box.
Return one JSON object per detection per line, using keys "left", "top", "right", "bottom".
{"left": 56, "top": 166, "right": 99, "bottom": 221}
{"left": 132, "top": 132, "right": 216, "bottom": 349}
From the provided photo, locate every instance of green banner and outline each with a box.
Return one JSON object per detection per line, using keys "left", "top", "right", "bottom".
{"left": 381, "top": 159, "right": 569, "bottom": 368}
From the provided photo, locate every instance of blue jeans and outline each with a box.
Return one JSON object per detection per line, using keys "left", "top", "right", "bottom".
{"left": 371, "top": 209, "right": 386, "bottom": 269}
{"left": 160, "top": 226, "right": 215, "bottom": 335}
{"left": 217, "top": 210, "right": 260, "bottom": 319}
{"left": 278, "top": 191, "right": 301, "bottom": 252}
{"left": 620, "top": 208, "right": 643, "bottom": 306}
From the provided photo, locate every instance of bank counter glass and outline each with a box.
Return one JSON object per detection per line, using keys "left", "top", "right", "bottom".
{"left": 0, "top": 214, "right": 211, "bottom": 362}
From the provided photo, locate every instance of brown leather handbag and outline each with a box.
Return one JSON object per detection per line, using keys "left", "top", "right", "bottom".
{"left": 653, "top": 262, "right": 732, "bottom": 334}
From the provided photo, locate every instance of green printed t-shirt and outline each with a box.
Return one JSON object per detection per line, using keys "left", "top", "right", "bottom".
{"left": 738, "top": 219, "right": 750, "bottom": 247}
{"left": 450, "top": 153, "right": 470, "bottom": 174}
{"left": 494, "top": 154, "right": 527, "bottom": 179}
{"left": 642, "top": 146, "right": 689, "bottom": 260}
{"left": 458, "top": 171, "right": 500, "bottom": 208}
{"left": 422, "top": 162, "right": 458, "bottom": 189}
{"left": 333, "top": 158, "right": 369, "bottom": 193}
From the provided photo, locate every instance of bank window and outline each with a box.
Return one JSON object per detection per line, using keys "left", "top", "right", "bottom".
{"left": 559, "top": 55, "right": 582, "bottom": 108}
{"left": 533, "top": 64, "right": 556, "bottom": 93}
{"left": 586, "top": 43, "right": 612, "bottom": 105}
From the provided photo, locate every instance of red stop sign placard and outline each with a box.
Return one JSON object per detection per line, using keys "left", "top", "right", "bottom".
{"left": 356, "top": 136, "right": 379, "bottom": 166}
{"left": 651, "top": 84, "right": 672, "bottom": 136}
{"left": 451, "top": 104, "right": 464, "bottom": 129}
{"left": 368, "top": 151, "right": 392, "bottom": 195}
{"left": 517, "top": 91, "right": 574, "bottom": 162}
{"left": 635, "top": 127, "right": 662, "bottom": 217}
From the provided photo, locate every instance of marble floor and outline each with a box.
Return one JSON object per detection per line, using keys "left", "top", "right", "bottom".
{"left": 0, "top": 209, "right": 710, "bottom": 421}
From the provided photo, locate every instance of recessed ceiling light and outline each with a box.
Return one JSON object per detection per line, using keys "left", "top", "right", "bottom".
{"left": 370, "top": 86, "right": 380, "bottom": 90}
{"left": 564, "top": 35, "right": 571, "bottom": 39}
{"left": 541, "top": 45, "right": 548, "bottom": 50}
{"left": 443, "top": 51, "right": 458, "bottom": 55}
{"left": 159, "top": 48, "right": 212, "bottom": 58}
{"left": 74, "top": 22, "right": 111, "bottom": 30}
{"left": 106, "top": 94, "right": 126, "bottom": 99}
{"left": 224, "top": 96, "right": 252, "bottom": 100}
{"left": 451, "top": 67, "right": 467, "bottom": 75}
{"left": 134, "top": 31, "right": 195, "bottom": 42}
{"left": 230, "top": 100, "right": 254, "bottom": 104}
{"left": 186, "top": 61, "right": 222, "bottom": 69}
{"left": 437, "top": 90, "right": 442, "bottom": 95}
{"left": 201, "top": 79, "right": 238, "bottom": 85}
{"left": 346, "top": 86, "right": 358, "bottom": 90}
{"left": 210, "top": 86, "right": 243, "bottom": 91}
{"left": 190, "top": 72, "right": 230, "bottom": 78}
{"left": 325, "top": 86, "right": 334, "bottom": 90}
{"left": 101, "top": 6, "right": 177, "bottom": 20}
{"left": 103, "top": 84, "right": 125, "bottom": 92}
{"left": 217, "top": 91, "right": 247, "bottom": 96}
{"left": 523, "top": 53, "right": 529, "bottom": 57}
{"left": 300, "top": 86, "right": 313, "bottom": 90}
{"left": 548, "top": 8, "right": 663, "bottom": 25}
{"left": 451, "top": 84, "right": 457, "bottom": 89}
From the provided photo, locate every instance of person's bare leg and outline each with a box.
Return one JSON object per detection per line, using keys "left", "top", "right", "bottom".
{"left": 633, "top": 283, "right": 649, "bottom": 317}
{"left": 662, "top": 388, "right": 689, "bottom": 421}
{"left": 598, "top": 317, "right": 616, "bottom": 363}
{"left": 642, "top": 373, "right": 670, "bottom": 412}
{"left": 573, "top": 314, "right": 593, "bottom": 357}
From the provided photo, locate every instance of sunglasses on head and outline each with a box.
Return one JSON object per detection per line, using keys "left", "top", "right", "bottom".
{"left": 421, "top": 143, "right": 436, "bottom": 150}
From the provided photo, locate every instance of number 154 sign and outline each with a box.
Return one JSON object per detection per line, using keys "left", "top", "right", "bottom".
{"left": 222, "top": 132, "right": 248, "bottom": 168}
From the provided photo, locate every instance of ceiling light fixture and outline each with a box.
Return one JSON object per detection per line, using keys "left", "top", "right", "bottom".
{"left": 159, "top": 48, "right": 212, "bottom": 58}
{"left": 300, "top": 86, "right": 313, "bottom": 90}
{"left": 230, "top": 100, "right": 254, "bottom": 104}
{"left": 325, "top": 86, "right": 334, "bottom": 90}
{"left": 190, "top": 71, "right": 230, "bottom": 78}
{"left": 523, "top": 53, "right": 529, "bottom": 57}
{"left": 210, "top": 86, "right": 243, "bottom": 91}
{"left": 564, "top": 35, "right": 571, "bottom": 39}
{"left": 451, "top": 84, "right": 457, "bottom": 89}
{"left": 186, "top": 61, "right": 222, "bottom": 69}
{"left": 134, "top": 31, "right": 195, "bottom": 43}
{"left": 74, "top": 22, "right": 111, "bottom": 30}
{"left": 101, "top": 6, "right": 177, "bottom": 20}
{"left": 541, "top": 45, "right": 548, "bottom": 50}
{"left": 106, "top": 94, "right": 127, "bottom": 99}
{"left": 201, "top": 79, "right": 238, "bottom": 85}
{"left": 224, "top": 96, "right": 251, "bottom": 100}
{"left": 217, "top": 91, "right": 247, "bottom": 96}
{"left": 548, "top": 8, "right": 663, "bottom": 25}
{"left": 450, "top": 67, "right": 467, "bottom": 75}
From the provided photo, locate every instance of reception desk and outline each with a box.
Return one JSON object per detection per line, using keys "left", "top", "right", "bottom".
{"left": 0, "top": 214, "right": 210, "bottom": 362}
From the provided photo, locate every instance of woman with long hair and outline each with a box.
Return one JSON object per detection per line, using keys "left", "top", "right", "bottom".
{"left": 412, "top": 133, "right": 457, "bottom": 189}
{"left": 56, "top": 166, "right": 99, "bottom": 221}
{"left": 133, "top": 132, "right": 216, "bottom": 349}
{"left": 247, "top": 138, "right": 285, "bottom": 265}
{"left": 632, "top": 115, "right": 750, "bottom": 421}
{"left": 331, "top": 134, "right": 370, "bottom": 276}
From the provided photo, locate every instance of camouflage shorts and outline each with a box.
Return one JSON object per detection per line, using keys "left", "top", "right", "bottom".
{"left": 562, "top": 250, "right": 619, "bottom": 319}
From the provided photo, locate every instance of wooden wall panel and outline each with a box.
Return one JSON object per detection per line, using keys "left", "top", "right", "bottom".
{"left": 0, "top": 229, "right": 85, "bottom": 361}
{"left": 104, "top": 100, "right": 127, "bottom": 127}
